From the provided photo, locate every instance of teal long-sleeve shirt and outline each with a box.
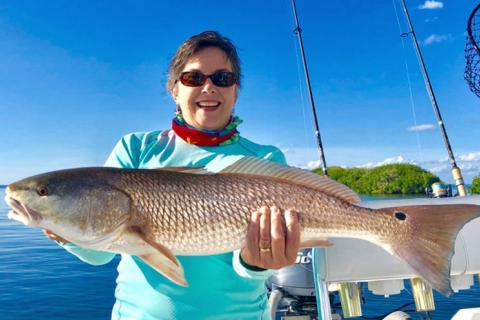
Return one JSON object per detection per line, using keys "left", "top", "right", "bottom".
{"left": 61, "top": 129, "right": 287, "bottom": 320}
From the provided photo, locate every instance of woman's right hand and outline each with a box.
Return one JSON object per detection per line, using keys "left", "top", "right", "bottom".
{"left": 43, "top": 229, "right": 70, "bottom": 245}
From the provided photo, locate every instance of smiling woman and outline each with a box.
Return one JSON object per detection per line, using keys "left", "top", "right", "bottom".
{"left": 40, "top": 30, "right": 301, "bottom": 320}
{"left": 171, "top": 47, "right": 238, "bottom": 131}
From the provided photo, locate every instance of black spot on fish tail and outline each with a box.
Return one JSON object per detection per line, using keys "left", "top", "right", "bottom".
{"left": 394, "top": 211, "right": 407, "bottom": 221}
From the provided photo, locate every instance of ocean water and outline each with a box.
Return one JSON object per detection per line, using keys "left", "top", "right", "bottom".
{"left": 2, "top": 186, "right": 480, "bottom": 319}
{"left": 0, "top": 187, "right": 118, "bottom": 319}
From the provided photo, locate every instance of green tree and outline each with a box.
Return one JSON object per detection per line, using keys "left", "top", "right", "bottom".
{"left": 471, "top": 175, "right": 480, "bottom": 194}
{"left": 313, "top": 163, "right": 439, "bottom": 195}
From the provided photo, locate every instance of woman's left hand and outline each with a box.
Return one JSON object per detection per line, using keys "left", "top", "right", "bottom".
{"left": 240, "top": 206, "right": 300, "bottom": 270}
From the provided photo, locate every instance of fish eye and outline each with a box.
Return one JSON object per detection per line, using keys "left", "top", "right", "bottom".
{"left": 36, "top": 186, "right": 49, "bottom": 197}
{"left": 394, "top": 211, "right": 407, "bottom": 221}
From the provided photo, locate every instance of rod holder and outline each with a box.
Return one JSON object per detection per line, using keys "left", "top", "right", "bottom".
{"left": 338, "top": 282, "right": 362, "bottom": 318}
{"left": 410, "top": 278, "right": 435, "bottom": 312}
{"left": 452, "top": 166, "right": 467, "bottom": 196}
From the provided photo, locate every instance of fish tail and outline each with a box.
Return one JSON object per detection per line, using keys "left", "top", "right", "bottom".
{"left": 381, "top": 204, "right": 480, "bottom": 296}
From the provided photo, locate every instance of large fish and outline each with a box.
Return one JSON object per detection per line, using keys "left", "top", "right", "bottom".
{"left": 4, "top": 157, "right": 480, "bottom": 295}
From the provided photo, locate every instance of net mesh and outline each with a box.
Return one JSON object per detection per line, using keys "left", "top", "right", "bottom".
{"left": 465, "top": 5, "right": 480, "bottom": 98}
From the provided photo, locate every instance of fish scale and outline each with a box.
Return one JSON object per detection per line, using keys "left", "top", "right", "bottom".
{"left": 114, "top": 170, "right": 396, "bottom": 254}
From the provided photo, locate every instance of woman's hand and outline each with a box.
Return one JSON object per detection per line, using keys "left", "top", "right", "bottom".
{"left": 240, "top": 206, "right": 300, "bottom": 270}
{"left": 43, "top": 229, "right": 70, "bottom": 245}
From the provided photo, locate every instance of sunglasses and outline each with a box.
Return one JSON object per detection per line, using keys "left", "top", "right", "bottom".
{"left": 178, "top": 71, "right": 237, "bottom": 87}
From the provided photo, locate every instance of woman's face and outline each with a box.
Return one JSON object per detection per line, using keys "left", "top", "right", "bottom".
{"left": 172, "top": 47, "right": 238, "bottom": 131}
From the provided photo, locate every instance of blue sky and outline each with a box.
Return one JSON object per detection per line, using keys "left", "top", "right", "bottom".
{"left": 1, "top": 0, "right": 479, "bottom": 185}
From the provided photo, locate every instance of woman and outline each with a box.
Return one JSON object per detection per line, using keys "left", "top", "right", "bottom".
{"left": 45, "top": 30, "right": 300, "bottom": 320}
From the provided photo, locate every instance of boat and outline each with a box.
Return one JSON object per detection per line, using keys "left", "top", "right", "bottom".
{"left": 267, "top": 1, "right": 480, "bottom": 319}
{"left": 268, "top": 196, "right": 480, "bottom": 320}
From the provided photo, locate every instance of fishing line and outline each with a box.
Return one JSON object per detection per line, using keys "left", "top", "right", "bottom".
{"left": 392, "top": 0, "right": 425, "bottom": 163}
{"left": 360, "top": 302, "right": 415, "bottom": 320}
{"left": 291, "top": 16, "right": 315, "bottom": 165}
{"left": 458, "top": 233, "right": 470, "bottom": 274}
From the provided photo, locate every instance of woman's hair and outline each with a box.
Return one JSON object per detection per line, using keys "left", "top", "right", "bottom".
{"left": 167, "top": 31, "right": 241, "bottom": 93}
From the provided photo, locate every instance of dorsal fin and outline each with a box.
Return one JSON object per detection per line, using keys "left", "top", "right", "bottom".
{"left": 218, "top": 157, "right": 360, "bottom": 204}
{"left": 157, "top": 167, "right": 211, "bottom": 175}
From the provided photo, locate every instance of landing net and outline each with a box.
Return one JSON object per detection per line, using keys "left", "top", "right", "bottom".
{"left": 465, "top": 4, "right": 480, "bottom": 98}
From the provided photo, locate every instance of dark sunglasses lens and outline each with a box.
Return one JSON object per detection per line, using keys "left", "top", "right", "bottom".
{"left": 180, "top": 72, "right": 206, "bottom": 86}
{"left": 210, "top": 72, "right": 236, "bottom": 87}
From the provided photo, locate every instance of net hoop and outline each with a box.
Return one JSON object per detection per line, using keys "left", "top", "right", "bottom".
{"left": 465, "top": 3, "right": 480, "bottom": 98}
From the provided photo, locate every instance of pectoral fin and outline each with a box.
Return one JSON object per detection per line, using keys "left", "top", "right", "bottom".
{"left": 130, "top": 226, "right": 187, "bottom": 287}
{"left": 139, "top": 252, "right": 187, "bottom": 287}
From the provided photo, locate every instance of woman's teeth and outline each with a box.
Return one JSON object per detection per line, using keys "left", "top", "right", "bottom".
{"left": 196, "top": 102, "right": 220, "bottom": 108}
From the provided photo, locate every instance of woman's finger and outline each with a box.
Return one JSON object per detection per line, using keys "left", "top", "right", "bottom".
{"left": 245, "top": 210, "right": 261, "bottom": 262}
{"left": 270, "top": 206, "right": 286, "bottom": 266}
{"left": 259, "top": 206, "right": 272, "bottom": 262}
{"left": 284, "top": 210, "right": 300, "bottom": 264}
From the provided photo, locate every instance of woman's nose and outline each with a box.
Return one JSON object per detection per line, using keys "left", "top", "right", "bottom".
{"left": 201, "top": 78, "right": 217, "bottom": 93}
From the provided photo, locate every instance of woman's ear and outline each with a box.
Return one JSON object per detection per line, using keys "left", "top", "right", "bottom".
{"left": 171, "top": 83, "right": 179, "bottom": 101}
{"left": 233, "top": 85, "right": 239, "bottom": 104}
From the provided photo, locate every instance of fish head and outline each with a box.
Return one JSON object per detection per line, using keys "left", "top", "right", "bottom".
{"left": 5, "top": 168, "right": 131, "bottom": 245}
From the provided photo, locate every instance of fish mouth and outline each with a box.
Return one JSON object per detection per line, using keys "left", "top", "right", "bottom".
{"left": 4, "top": 195, "right": 42, "bottom": 227}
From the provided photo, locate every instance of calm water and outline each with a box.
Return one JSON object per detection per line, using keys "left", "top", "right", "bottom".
{"left": 0, "top": 187, "right": 118, "bottom": 319}
{"left": 1, "top": 187, "right": 480, "bottom": 319}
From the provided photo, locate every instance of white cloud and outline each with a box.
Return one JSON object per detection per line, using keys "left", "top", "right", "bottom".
{"left": 306, "top": 160, "right": 322, "bottom": 170}
{"left": 358, "top": 156, "right": 412, "bottom": 168}
{"left": 358, "top": 153, "right": 480, "bottom": 184}
{"left": 407, "top": 124, "right": 435, "bottom": 132}
{"left": 355, "top": 154, "right": 480, "bottom": 184}
{"left": 419, "top": 1, "right": 444, "bottom": 10}
{"left": 423, "top": 34, "right": 451, "bottom": 45}
{"left": 284, "top": 146, "right": 480, "bottom": 184}
{"left": 459, "top": 152, "right": 480, "bottom": 161}
{"left": 427, "top": 163, "right": 450, "bottom": 174}
{"left": 319, "top": 153, "right": 478, "bottom": 183}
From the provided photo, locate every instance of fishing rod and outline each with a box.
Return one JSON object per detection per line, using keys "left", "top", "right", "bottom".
{"left": 291, "top": 0, "right": 328, "bottom": 176}
{"left": 288, "top": 3, "right": 333, "bottom": 320}
{"left": 400, "top": 0, "right": 467, "bottom": 196}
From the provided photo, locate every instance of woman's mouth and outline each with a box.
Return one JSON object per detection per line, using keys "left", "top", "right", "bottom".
{"left": 196, "top": 101, "right": 221, "bottom": 110}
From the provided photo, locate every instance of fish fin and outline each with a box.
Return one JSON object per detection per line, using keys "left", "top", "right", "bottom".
{"left": 138, "top": 253, "right": 187, "bottom": 287}
{"left": 300, "top": 238, "right": 333, "bottom": 248}
{"left": 130, "top": 226, "right": 187, "bottom": 287}
{"left": 382, "top": 204, "right": 480, "bottom": 296}
{"left": 219, "top": 157, "right": 360, "bottom": 204}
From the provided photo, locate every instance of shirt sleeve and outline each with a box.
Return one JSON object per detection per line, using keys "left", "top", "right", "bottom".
{"left": 58, "top": 133, "right": 143, "bottom": 265}
{"left": 61, "top": 243, "right": 116, "bottom": 265}
{"left": 105, "top": 133, "right": 143, "bottom": 168}
{"left": 265, "top": 147, "right": 287, "bottom": 165}
{"left": 232, "top": 250, "right": 274, "bottom": 280}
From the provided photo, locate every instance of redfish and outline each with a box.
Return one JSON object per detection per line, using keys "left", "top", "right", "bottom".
{"left": 5, "top": 157, "right": 480, "bottom": 295}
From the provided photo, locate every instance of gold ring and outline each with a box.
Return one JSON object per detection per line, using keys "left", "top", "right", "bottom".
{"left": 260, "top": 247, "right": 271, "bottom": 252}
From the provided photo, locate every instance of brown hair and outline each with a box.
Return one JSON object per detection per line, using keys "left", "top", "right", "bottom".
{"left": 167, "top": 31, "right": 241, "bottom": 93}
